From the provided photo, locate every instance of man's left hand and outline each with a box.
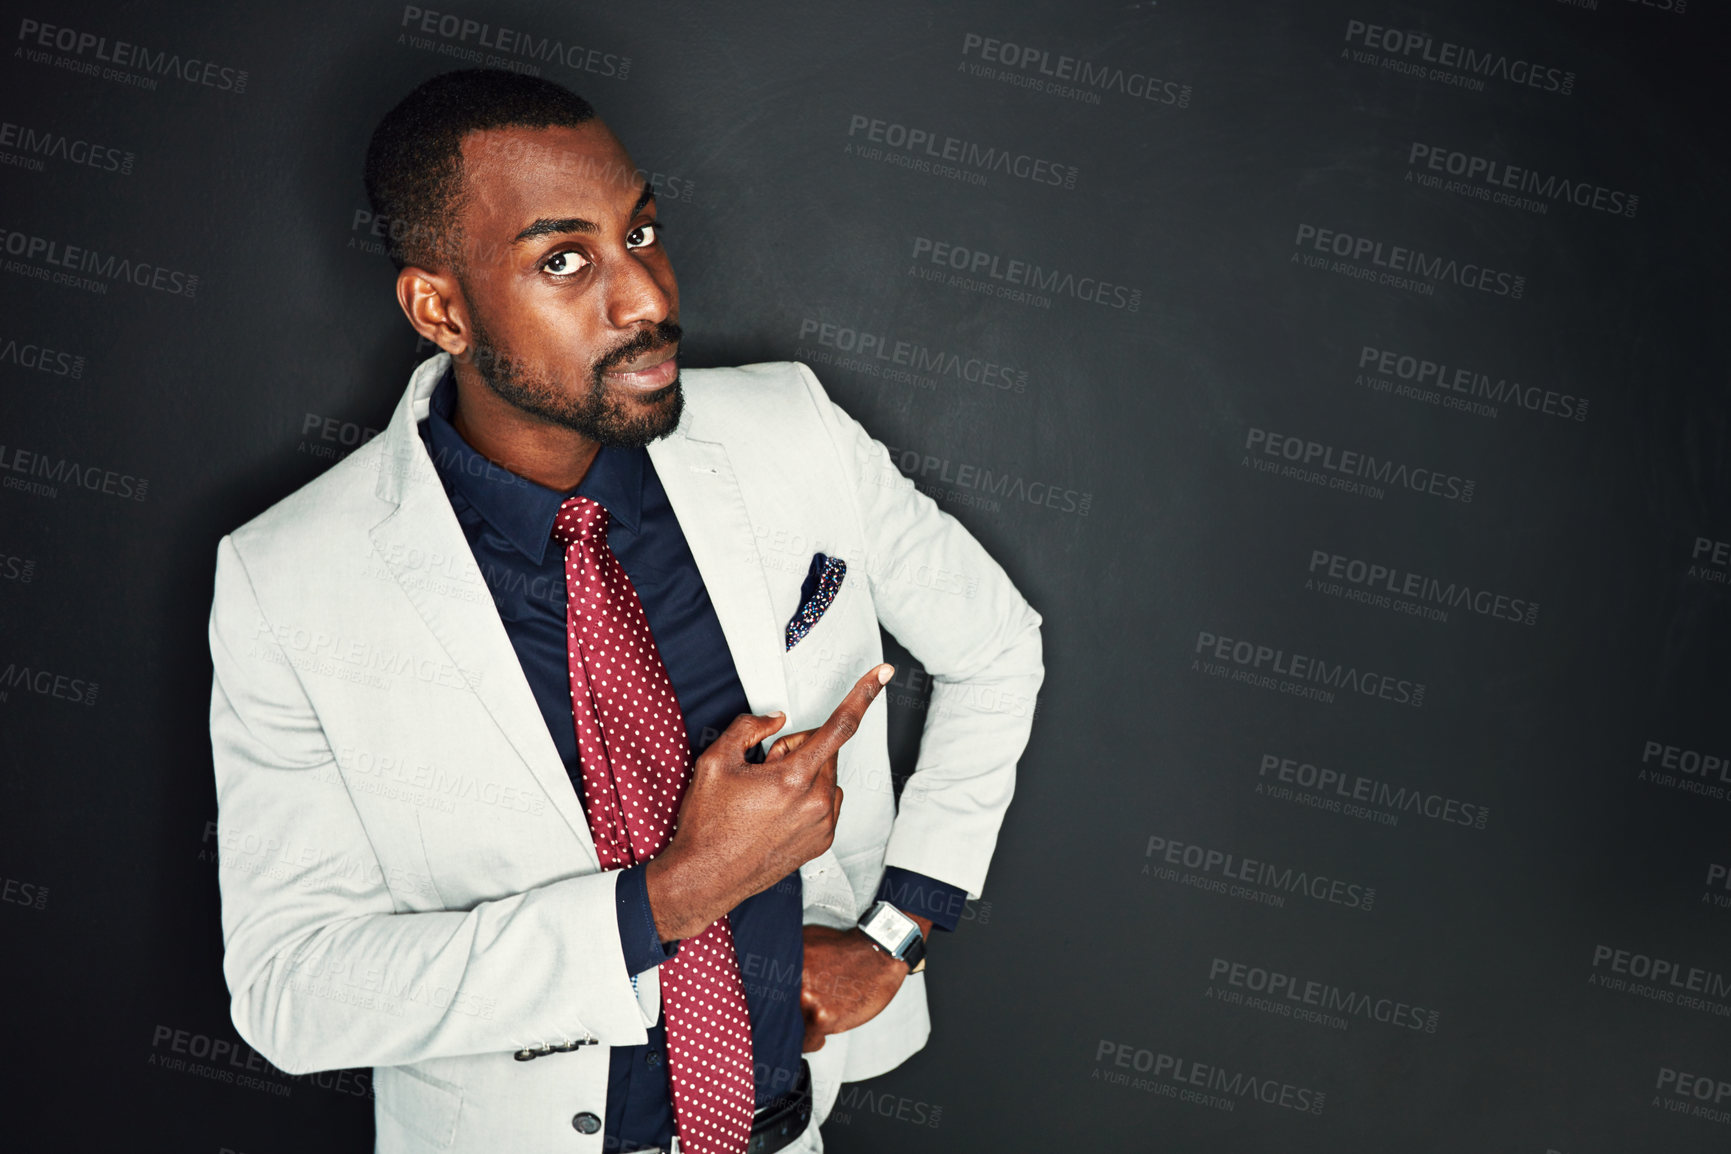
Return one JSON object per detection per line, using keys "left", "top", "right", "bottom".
{"left": 799, "top": 913, "right": 931, "bottom": 1052}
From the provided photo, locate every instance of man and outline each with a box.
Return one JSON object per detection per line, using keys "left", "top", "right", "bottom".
{"left": 208, "top": 69, "right": 1042, "bottom": 1154}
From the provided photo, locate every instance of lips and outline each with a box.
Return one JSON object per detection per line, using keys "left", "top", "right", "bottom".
{"left": 602, "top": 347, "right": 678, "bottom": 391}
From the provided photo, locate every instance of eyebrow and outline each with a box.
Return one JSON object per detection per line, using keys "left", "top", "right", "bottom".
{"left": 511, "top": 181, "right": 657, "bottom": 245}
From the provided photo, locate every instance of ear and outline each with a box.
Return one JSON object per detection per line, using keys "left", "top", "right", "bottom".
{"left": 396, "top": 266, "right": 471, "bottom": 357}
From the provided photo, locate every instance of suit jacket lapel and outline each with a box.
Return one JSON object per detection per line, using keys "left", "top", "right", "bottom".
{"left": 647, "top": 434, "right": 791, "bottom": 719}
{"left": 369, "top": 354, "right": 601, "bottom": 867}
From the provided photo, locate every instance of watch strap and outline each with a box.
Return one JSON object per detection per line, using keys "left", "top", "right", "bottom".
{"left": 900, "top": 931, "right": 927, "bottom": 973}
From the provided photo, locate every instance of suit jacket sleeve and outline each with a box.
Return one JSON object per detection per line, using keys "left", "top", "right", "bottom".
{"left": 793, "top": 362, "right": 1045, "bottom": 899}
{"left": 208, "top": 534, "right": 648, "bottom": 1075}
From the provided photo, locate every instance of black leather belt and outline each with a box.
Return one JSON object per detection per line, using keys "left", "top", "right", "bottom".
{"left": 744, "top": 1059, "right": 813, "bottom": 1154}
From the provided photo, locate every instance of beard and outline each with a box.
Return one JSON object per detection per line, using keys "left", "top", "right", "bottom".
{"left": 463, "top": 314, "right": 684, "bottom": 449}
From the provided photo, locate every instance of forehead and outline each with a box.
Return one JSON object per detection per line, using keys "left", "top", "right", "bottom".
{"left": 456, "top": 122, "right": 643, "bottom": 228}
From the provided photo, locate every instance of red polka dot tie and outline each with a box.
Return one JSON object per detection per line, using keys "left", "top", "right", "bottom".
{"left": 551, "top": 495, "right": 756, "bottom": 1154}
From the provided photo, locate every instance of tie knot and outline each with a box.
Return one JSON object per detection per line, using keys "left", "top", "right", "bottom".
{"left": 551, "top": 495, "right": 610, "bottom": 547}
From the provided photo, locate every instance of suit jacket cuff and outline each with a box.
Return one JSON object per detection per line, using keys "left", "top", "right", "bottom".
{"left": 875, "top": 866, "right": 967, "bottom": 933}
{"left": 616, "top": 865, "right": 677, "bottom": 976}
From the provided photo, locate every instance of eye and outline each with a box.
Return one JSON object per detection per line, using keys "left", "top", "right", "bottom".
{"left": 542, "top": 250, "right": 590, "bottom": 277}
{"left": 626, "top": 222, "right": 660, "bottom": 249}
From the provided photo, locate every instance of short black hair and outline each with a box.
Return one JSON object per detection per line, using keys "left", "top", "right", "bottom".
{"left": 363, "top": 69, "right": 597, "bottom": 271}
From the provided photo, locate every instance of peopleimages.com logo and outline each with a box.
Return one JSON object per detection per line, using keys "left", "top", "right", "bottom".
{"left": 1340, "top": 19, "right": 1574, "bottom": 95}
{"left": 0, "top": 118, "right": 134, "bottom": 176}
{"left": 1244, "top": 425, "right": 1475, "bottom": 505}
{"left": 396, "top": 5, "right": 631, "bottom": 79}
{"left": 1205, "top": 955, "right": 1441, "bottom": 1033}
{"left": 1293, "top": 223, "right": 1525, "bottom": 300}
{"left": 1092, "top": 1038, "right": 1325, "bottom": 1114}
{"left": 16, "top": 17, "right": 250, "bottom": 93}
{"left": 1406, "top": 142, "right": 1636, "bottom": 218}
{"left": 909, "top": 235, "right": 1141, "bottom": 312}
{"left": 1144, "top": 832, "right": 1377, "bottom": 911}
{"left": 959, "top": 32, "right": 1192, "bottom": 108}
{"left": 1355, "top": 344, "right": 1587, "bottom": 423}
{"left": 0, "top": 225, "right": 198, "bottom": 297}
{"left": 1193, "top": 628, "right": 1426, "bottom": 708}
{"left": 846, "top": 114, "right": 1078, "bottom": 189}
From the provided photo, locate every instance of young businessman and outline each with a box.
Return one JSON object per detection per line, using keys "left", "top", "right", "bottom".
{"left": 208, "top": 69, "right": 1042, "bottom": 1154}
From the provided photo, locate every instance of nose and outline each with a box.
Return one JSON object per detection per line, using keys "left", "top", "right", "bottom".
{"left": 604, "top": 250, "right": 675, "bottom": 331}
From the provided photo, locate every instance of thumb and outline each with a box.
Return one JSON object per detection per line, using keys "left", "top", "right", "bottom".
{"left": 715, "top": 709, "right": 787, "bottom": 758}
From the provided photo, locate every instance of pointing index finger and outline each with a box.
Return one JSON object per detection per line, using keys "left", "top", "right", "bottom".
{"left": 798, "top": 664, "right": 893, "bottom": 775}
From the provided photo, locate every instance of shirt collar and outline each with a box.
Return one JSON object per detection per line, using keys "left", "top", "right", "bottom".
{"left": 423, "top": 367, "right": 645, "bottom": 565}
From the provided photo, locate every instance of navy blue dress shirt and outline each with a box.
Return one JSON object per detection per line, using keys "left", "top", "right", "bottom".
{"left": 416, "top": 368, "right": 963, "bottom": 1151}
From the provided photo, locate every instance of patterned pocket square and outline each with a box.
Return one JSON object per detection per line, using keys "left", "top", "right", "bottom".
{"left": 785, "top": 552, "right": 847, "bottom": 650}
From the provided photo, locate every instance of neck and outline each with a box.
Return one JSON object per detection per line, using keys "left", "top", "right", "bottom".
{"left": 449, "top": 365, "right": 601, "bottom": 492}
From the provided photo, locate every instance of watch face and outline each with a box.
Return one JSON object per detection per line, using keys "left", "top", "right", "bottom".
{"left": 864, "top": 903, "right": 917, "bottom": 955}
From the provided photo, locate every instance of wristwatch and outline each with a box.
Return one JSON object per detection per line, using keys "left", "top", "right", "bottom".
{"left": 857, "top": 900, "right": 927, "bottom": 973}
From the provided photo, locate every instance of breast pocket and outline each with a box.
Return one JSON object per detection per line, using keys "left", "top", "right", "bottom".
{"left": 784, "top": 574, "right": 877, "bottom": 709}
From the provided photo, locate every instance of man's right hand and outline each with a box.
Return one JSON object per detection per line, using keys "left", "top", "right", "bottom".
{"left": 644, "top": 663, "right": 894, "bottom": 942}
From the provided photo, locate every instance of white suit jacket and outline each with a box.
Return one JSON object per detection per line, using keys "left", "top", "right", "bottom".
{"left": 207, "top": 353, "right": 1043, "bottom": 1152}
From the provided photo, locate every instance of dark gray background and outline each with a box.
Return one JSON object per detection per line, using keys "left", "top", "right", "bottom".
{"left": 2, "top": 1, "right": 1726, "bottom": 1150}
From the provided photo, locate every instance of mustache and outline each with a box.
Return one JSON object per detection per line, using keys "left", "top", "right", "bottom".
{"left": 594, "top": 320, "right": 683, "bottom": 376}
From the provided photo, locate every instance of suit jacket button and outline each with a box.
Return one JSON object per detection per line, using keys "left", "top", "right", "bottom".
{"left": 571, "top": 1112, "right": 602, "bottom": 1134}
